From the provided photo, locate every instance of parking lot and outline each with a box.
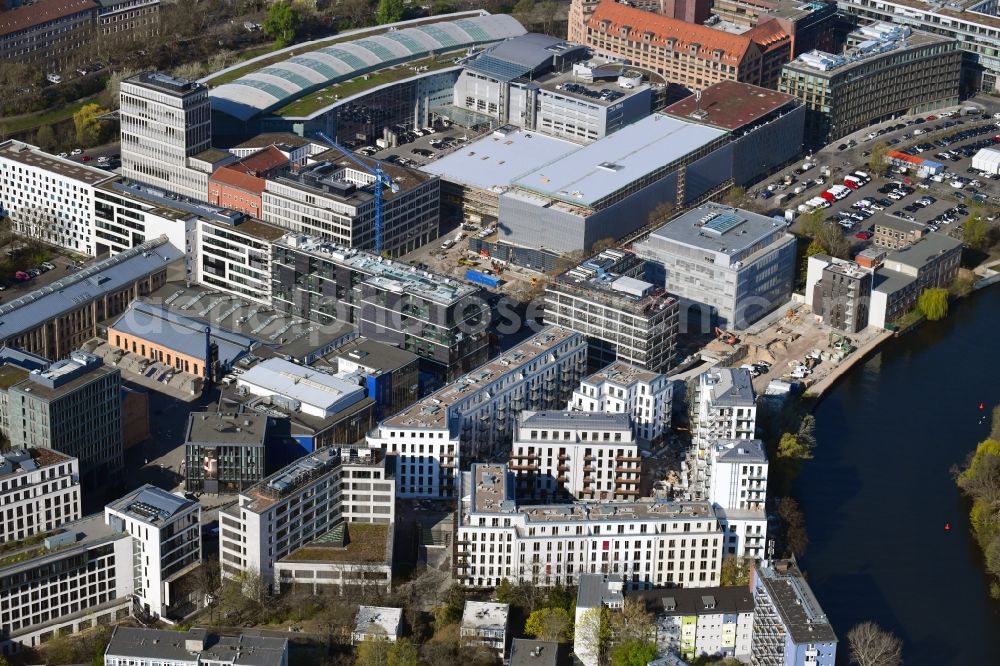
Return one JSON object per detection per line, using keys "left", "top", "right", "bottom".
{"left": 368, "top": 123, "right": 490, "bottom": 170}
{"left": 0, "top": 243, "right": 92, "bottom": 297}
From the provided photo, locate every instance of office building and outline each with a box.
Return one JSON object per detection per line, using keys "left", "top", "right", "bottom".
{"left": 635, "top": 203, "right": 797, "bottom": 332}
{"left": 567, "top": 0, "right": 661, "bottom": 44}
{"left": 663, "top": 81, "right": 806, "bottom": 186}
{"left": 120, "top": 71, "right": 213, "bottom": 201}
{"left": 452, "top": 32, "right": 660, "bottom": 143}
{"left": 545, "top": 249, "right": 679, "bottom": 373}
{"left": 367, "top": 327, "right": 587, "bottom": 498}
{"left": 184, "top": 412, "right": 269, "bottom": 494}
{"left": 104, "top": 485, "right": 201, "bottom": 619}
{"left": 510, "top": 411, "right": 641, "bottom": 501}
{"left": 630, "top": 586, "right": 754, "bottom": 663}
{"left": 574, "top": 574, "right": 624, "bottom": 666}
{"left": 569, "top": 361, "right": 673, "bottom": 445}
{"left": 104, "top": 626, "right": 288, "bottom": 666}
{"left": 352, "top": 606, "right": 403, "bottom": 644}
{"left": 808, "top": 258, "right": 872, "bottom": 334}
{"left": 237, "top": 357, "right": 366, "bottom": 420}
{"left": 751, "top": 560, "right": 837, "bottom": 665}
{"left": 870, "top": 233, "right": 963, "bottom": 329}
{"left": 218, "top": 447, "right": 394, "bottom": 588}
{"left": 0, "top": 514, "right": 133, "bottom": 654}
{"left": 6, "top": 351, "right": 123, "bottom": 485}
{"left": 686, "top": 368, "right": 757, "bottom": 498}
{"left": 579, "top": 1, "right": 792, "bottom": 91}
{"left": 272, "top": 234, "right": 490, "bottom": 380}
{"left": 710, "top": 0, "right": 837, "bottom": 57}
{"left": 872, "top": 217, "right": 927, "bottom": 250}
{"left": 779, "top": 23, "right": 961, "bottom": 145}
{"left": 207, "top": 146, "right": 289, "bottom": 217}
{"left": 0, "top": 448, "right": 81, "bottom": 544}
{"left": 0, "top": 140, "right": 114, "bottom": 254}
{"left": 262, "top": 149, "right": 439, "bottom": 257}
{"left": 330, "top": 337, "right": 419, "bottom": 420}
{"left": 710, "top": 439, "right": 768, "bottom": 559}
{"left": 96, "top": 0, "right": 159, "bottom": 44}
{"left": 461, "top": 601, "right": 510, "bottom": 660}
{"left": 456, "top": 463, "right": 724, "bottom": 589}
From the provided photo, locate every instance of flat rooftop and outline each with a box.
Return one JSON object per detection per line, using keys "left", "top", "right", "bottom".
{"left": 106, "top": 627, "right": 286, "bottom": 666}
{"left": 238, "top": 357, "right": 365, "bottom": 415}
{"left": 0, "top": 364, "right": 30, "bottom": 390}
{"left": 663, "top": 80, "right": 798, "bottom": 131}
{"left": 278, "top": 234, "right": 480, "bottom": 306}
{"left": 331, "top": 337, "right": 419, "bottom": 374}
{"left": 0, "top": 140, "right": 114, "bottom": 185}
{"left": 283, "top": 147, "right": 435, "bottom": 203}
{"left": 511, "top": 113, "right": 727, "bottom": 209}
{"left": 531, "top": 60, "right": 660, "bottom": 106}
{"left": 510, "top": 639, "right": 561, "bottom": 666}
{"left": 551, "top": 248, "right": 676, "bottom": 313}
{"left": 125, "top": 71, "right": 206, "bottom": 97}
{"left": 241, "top": 447, "right": 382, "bottom": 512}
{"left": 354, "top": 606, "right": 403, "bottom": 637}
{"left": 8, "top": 359, "right": 114, "bottom": 402}
{"left": 885, "top": 231, "right": 962, "bottom": 270}
{"left": 757, "top": 560, "right": 837, "bottom": 644}
{"left": 785, "top": 23, "right": 954, "bottom": 76}
{"left": 186, "top": 412, "right": 269, "bottom": 446}
{"left": 421, "top": 126, "right": 579, "bottom": 191}
{"left": 629, "top": 585, "right": 753, "bottom": 615}
{"left": 382, "top": 326, "right": 581, "bottom": 430}
{"left": 0, "top": 447, "right": 75, "bottom": 479}
{"left": 519, "top": 410, "right": 632, "bottom": 431}
{"left": 106, "top": 484, "right": 196, "bottom": 525}
{"left": 103, "top": 179, "right": 264, "bottom": 229}
{"left": 462, "top": 601, "right": 509, "bottom": 631}
{"left": 283, "top": 522, "right": 390, "bottom": 564}
{"left": 0, "top": 513, "right": 121, "bottom": 575}
{"left": 583, "top": 360, "right": 661, "bottom": 386}
{"left": 701, "top": 367, "right": 756, "bottom": 407}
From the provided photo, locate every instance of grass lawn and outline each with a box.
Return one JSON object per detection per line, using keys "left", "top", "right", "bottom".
{"left": 276, "top": 56, "right": 457, "bottom": 118}
{"left": 0, "top": 97, "right": 96, "bottom": 135}
{"left": 285, "top": 523, "right": 389, "bottom": 563}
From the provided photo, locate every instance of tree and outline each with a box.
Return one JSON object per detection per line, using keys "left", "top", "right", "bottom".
{"left": 917, "top": 287, "right": 949, "bottom": 321}
{"left": 720, "top": 555, "right": 751, "bottom": 586}
{"left": 375, "top": 0, "right": 404, "bottom": 24}
{"left": 430, "top": 0, "right": 454, "bottom": 14}
{"left": 800, "top": 208, "right": 825, "bottom": 239}
{"left": 387, "top": 638, "right": 419, "bottom": 666}
{"left": 101, "top": 68, "right": 137, "bottom": 108}
{"left": 609, "top": 639, "right": 657, "bottom": 666}
{"left": 35, "top": 124, "right": 56, "bottom": 151}
{"left": 574, "top": 607, "right": 611, "bottom": 666}
{"left": 73, "top": 103, "right": 109, "bottom": 147}
{"left": 722, "top": 185, "right": 751, "bottom": 209}
{"left": 847, "top": 622, "right": 903, "bottom": 666}
{"left": 432, "top": 584, "right": 466, "bottom": 630}
{"left": 512, "top": 0, "right": 535, "bottom": 25}
{"left": 777, "top": 432, "right": 812, "bottom": 461}
{"left": 648, "top": 200, "right": 676, "bottom": 227}
{"left": 356, "top": 636, "right": 391, "bottom": 666}
{"left": 590, "top": 237, "right": 619, "bottom": 253}
{"left": 815, "top": 222, "right": 850, "bottom": 259}
{"left": 263, "top": 0, "right": 301, "bottom": 48}
{"left": 949, "top": 271, "right": 975, "bottom": 298}
{"left": 496, "top": 577, "right": 515, "bottom": 604}
{"left": 525, "top": 607, "right": 572, "bottom": 642}
{"left": 868, "top": 141, "right": 889, "bottom": 177}
{"left": 963, "top": 214, "right": 990, "bottom": 251}
{"left": 778, "top": 497, "right": 809, "bottom": 557}
{"left": 608, "top": 600, "right": 654, "bottom": 644}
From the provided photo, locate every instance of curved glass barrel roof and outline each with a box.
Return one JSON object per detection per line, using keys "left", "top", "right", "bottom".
{"left": 210, "top": 14, "right": 526, "bottom": 121}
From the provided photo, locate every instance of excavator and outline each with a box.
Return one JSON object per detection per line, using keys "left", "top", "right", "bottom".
{"left": 714, "top": 327, "right": 739, "bottom": 345}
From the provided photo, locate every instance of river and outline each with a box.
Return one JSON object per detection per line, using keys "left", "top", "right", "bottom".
{"left": 797, "top": 286, "right": 1000, "bottom": 664}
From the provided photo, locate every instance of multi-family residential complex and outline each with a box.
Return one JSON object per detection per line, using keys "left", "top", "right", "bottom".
{"left": 184, "top": 412, "right": 270, "bottom": 494}
{"left": 686, "top": 368, "right": 757, "bottom": 498}
{"left": 120, "top": 72, "right": 213, "bottom": 201}
{"left": 218, "top": 447, "right": 394, "bottom": 589}
{"left": 635, "top": 203, "right": 797, "bottom": 332}
{"left": 352, "top": 606, "right": 403, "bottom": 644}
{"left": 105, "top": 485, "right": 201, "bottom": 619}
{"left": 569, "top": 361, "right": 673, "bottom": 445}
{"left": 5, "top": 350, "right": 124, "bottom": 485}
{"left": 0, "top": 140, "right": 113, "bottom": 254}
{"left": 545, "top": 249, "right": 680, "bottom": 373}
{"left": 809, "top": 260, "right": 873, "bottom": 334}
{"left": 0, "top": 236, "right": 184, "bottom": 359}
{"left": 751, "top": 560, "right": 837, "bottom": 665}
{"left": 779, "top": 23, "right": 961, "bottom": 145}
{"left": 367, "top": 326, "right": 587, "bottom": 498}
{"left": 510, "top": 411, "right": 641, "bottom": 501}
{"left": 461, "top": 601, "right": 511, "bottom": 660}
{"left": 0, "top": 513, "right": 134, "bottom": 653}
{"left": 271, "top": 233, "right": 490, "bottom": 380}
{"left": 710, "top": 439, "right": 769, "bottom": 559}
{"left": 452, "top": 32, "right": 660, "bottom": 143}
{"left": 579, "top": 0, "right": 792, "bottom": 90}
{"left": 104, "top": 626, "right": 288, "bottom": 666}
{"left": 0, "top": 448, "right": 81, "bottom": 543}
{"left": 631, "top": 585, "right": 755, "bottom": 663}
{"left": 456, "top": 463, "right": 723, "bottom": 589}
{"left": 262, "top": 150, "right": 440, "bottom": 257}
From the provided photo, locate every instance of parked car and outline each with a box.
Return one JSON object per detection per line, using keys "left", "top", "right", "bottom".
{"left": 855, "top": 231, "right": 872, "bottom": 240}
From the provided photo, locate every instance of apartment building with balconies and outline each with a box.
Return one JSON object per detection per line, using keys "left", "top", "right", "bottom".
{"left": 0, "top": 448, "right": 81, "bottom": 544}
{"left": 751, "top": 559, "right": 837, "bottom": 665}
{"left": 569, "top": 360, "right": 673, "bottom": 445}
{"left": 710, "top": 439, "right": 768, "bottom": 559}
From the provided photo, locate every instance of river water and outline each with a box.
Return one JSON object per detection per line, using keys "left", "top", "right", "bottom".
{"left": 797, "top": 286, "right": 1000, "bottom": 663}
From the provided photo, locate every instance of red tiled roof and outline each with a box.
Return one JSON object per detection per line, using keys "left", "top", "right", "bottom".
{"left": 229, "top": 145, "right": 288, "bottom": 176}
{"left": 210, "top": 167, "right": 265, "bottom": 195}
{"left": 587, "top": 0, "right": 788, "bottom": 63}
{"left": 0, "top": 0, "right": 97, "bottom": 37}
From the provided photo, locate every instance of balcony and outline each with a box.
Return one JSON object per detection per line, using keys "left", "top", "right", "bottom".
{"left": 616, "top": 455, "right": 642, "bottom": 462}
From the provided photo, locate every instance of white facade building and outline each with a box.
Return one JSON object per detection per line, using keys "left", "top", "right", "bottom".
{"left": 456, "top": 464, "right": 724, "bottom": 589}
{"left": 236, "top": 357, "right": 368, "bottom": 419}
{"left": 0, "top": 448, "right": 81, "bottom": 544}
{"left": 367, "top": 326, "right": 587, "bottom": 499}
{"left": 104, "top": 626, "right": 288, "bottom": 666}
{"left": 218, "top": 447, "right": 394, "bottom": 588}
{"left": 120, "top": 72, "right": 213, "bottom": 202}
{"left": 352, "top": 606, "right": 403, "bottom": 644}
{"left": 687, "top": 369, "right": 757, "bottom": 498}
{"left": 104, "top": 484, "right": 201, "bottom": 619}
{"left": 710, "top": 440, "right": 769, "bottom": 559}
{"left": 570, "top": 360, "right": 673, "bottom": 444}
{"left": 510, "top": 411, "right": 641, "bottom": 501}
{"left": 0, "top": 140, "right": 114, "bottom": 255}
{"left": 461, "top": 601, "right": 510, "bottom": 660}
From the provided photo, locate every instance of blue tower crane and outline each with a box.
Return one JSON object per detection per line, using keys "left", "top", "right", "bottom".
{"left": 316, "top": 132, "right": 399, "bottom": 255}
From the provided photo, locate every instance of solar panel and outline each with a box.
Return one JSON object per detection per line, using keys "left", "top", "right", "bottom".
{"left": 703, "top": 213, "right": 745, "bottom": 235}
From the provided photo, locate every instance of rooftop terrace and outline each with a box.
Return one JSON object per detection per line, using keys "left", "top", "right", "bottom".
{"left": 241, "top": 447, "right": 381, "bottom": 512}
{"left": 106, "top": 484, "right": 196, "bottom": 525}
{"left": 1, "top": 140, "right": 114, "bottom": 185}
{"left": 283, "top": 523, "right": 390, "bottom": 563}
{"left": 583, "top": 360, "right": 661, "bottom": 386}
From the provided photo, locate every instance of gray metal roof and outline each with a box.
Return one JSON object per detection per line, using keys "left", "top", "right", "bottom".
{"left": 107, "top": 484, "right": 196, "bottom": 525}
{"left": 645, "top": 202, "right": 792, "bottom": 260}
{"left": 186, "top": 412, "right": 269, "bottom": 447}
{"left": 105, "top": 626, "right": 287, "bottom": 666}
{"left": 0, "top": 237, "right": 182, "bottom": 343}
{"left": 467, "top": 32, "right": 584, "bottom": 81}
{"left": 519, "top": 410, "right": 632, "bottom": 430}
{"left": 210, "top": 14, "right": 526, "bottom": 121}
{"left": 714, "top": 438, "right": 767, "bottom": 464}
{"left": 576, "top": 573, "right": 623, "bottom": 609}
{"left": 511, "top": 113, "right": 727, "bottom": 208}
{"left": 629, "top": 584, "right": 754, "bottom": 615}
{"left": 871, "top": 267, "right": 916, "bottom": 295}
{"left": 884, "top": 231, "right": 962, "bottom": 270}
{"left": 332, "top": 337, "right": 418, "bottom": 374}
{"left": 510, "top": 639, "right": 561, "bottom": 666}
{"left": 110, "top": 300, "right": 256, "bottom": 367}
{"left": 756, "top": 560, "right": 837, "bottom": 645}
{"left": 702, "top": 367, "right": 756, "bottom": 407}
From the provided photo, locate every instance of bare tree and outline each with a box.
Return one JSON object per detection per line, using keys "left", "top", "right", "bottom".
{"left": 847, "top": 622, "right": 903, "bottom": 666}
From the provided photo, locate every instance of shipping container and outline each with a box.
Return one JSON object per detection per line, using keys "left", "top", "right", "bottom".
{"left": 466, "top": 269, "right": 500, "bottom": 288}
